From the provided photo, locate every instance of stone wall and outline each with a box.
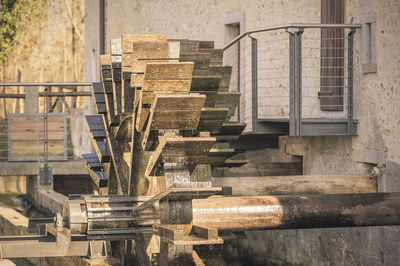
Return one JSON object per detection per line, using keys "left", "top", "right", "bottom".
{"left": 84, "top": 0, "right": 400, "bottom": 264}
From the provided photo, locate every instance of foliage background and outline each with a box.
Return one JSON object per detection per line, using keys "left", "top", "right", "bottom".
{"left": 0, "top": 0, "right": 85, "bottom": 117}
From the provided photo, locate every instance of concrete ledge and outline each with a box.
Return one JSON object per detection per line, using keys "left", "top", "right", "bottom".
{"left": 36, "top": 189, "right": 68, "bottom": 215}
{"left": 0, "top": 160, "right": 87, "bottom": 176}
{"left": 0, "top": 206, "right": 29, "bottom": 236}
{"left": 0, "top": 205, "right": 113, "bottom": 265}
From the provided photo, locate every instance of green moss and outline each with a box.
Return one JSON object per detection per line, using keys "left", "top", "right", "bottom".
{"left": 0, "top": 0, "right": 42, "bottom": 64}
{"left": 0, "top": 119, "right": 8, "bottom": 162}
{"left": 0, "top": 192, "right": 24, "bottom": 208}
{"left": 66, "top": 117, "right": 73, "bottom": 159}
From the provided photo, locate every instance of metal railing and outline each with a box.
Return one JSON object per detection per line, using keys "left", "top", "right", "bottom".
{"left": 223, "top": 23, "right": 361, "bottom": 135}
{"left": 0, "top": 82, "right": 93, "bottom": 184}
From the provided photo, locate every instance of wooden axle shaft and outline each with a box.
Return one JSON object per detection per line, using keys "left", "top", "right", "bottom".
{"left": 211, "top": 174, "right": 377, "bottom": 196}
{"left": 192, "top": 192, "right": 400, "bottom": 231}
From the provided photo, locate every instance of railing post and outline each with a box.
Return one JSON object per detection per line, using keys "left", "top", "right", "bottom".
{"left": 40, "top": 85, "right": 52, "bottom": 185}
{"left": 289, "top": 28, "right": 303, "bottom": 136}
{"left": 250, "top": 36, "right": 258, "bottom": 133}
{"left": 289, "top": 32, "right": 296, "bottom": 136}
{"left": 347, "top": 29, "right": 355, "bottom": 135}
{"left": 295, "top": 29, "right": 303, "bottom": 136}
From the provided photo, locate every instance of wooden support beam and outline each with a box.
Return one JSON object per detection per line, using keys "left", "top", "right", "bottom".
{"left": 192, "top": 192, "right": 400, "bottom": 231}
{"left": 0, "top": 236, "right": 107, "bottom": 258}
{"left": 111, "top": 38, "right": 122, "bottom": 115}
{"left": 192, "top": 225, "right": 218, "bottom": 240}
{"left": 211, "top": 174, "right": 377, "bottom": 196}
{"left": 192, "top": 250, "right": 206, "bottom": 266}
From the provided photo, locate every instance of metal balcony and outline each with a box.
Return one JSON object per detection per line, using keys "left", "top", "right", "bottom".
{"left": 223, "top": 23, "right": 360, "bottom": 137}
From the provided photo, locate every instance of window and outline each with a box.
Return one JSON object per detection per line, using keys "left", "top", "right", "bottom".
{"left": 320, "top": 0, "right": 345, "bottom": 111}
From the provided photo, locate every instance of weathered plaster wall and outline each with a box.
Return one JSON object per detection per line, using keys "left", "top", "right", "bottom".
{"left": 265, "top": 0, "right": 400, "bottom": 265}
{"left": 85, "top": 0, "right": 320, "bottom": 130}
{"left": 84, "top": 0, "right": 400, "bottom": 264}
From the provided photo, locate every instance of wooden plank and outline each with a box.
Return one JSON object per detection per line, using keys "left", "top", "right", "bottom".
{"left": 194, "top": 66, "right": 232, "bottom": 90}
{"left": 217, "top": 158, "right": 249, "bottom": 167}
{"left": 176, "top": 39, "right": 199, "bottom": 54}
{"left": 145, "top": 132, "right": 177, "bottom": 177}
{"left": 168, "top": 41, "right": 180, "bottom": 58}
{"left": 93, "top": 138, "right": 110, "bottom": 163}
{"left": 142, "top": 80, "right": 192, "bottom": 92}
{"left": 10, "top": 140, "right": 65, "bottom": 158}
{"left": 152, "top": 94, "right": 204, "bottom": 109}
{"left": 100, "top": 55, "right": 112, "bottom": 81}
{"left": 129, "top": 59, "right": 178, "bottom": 74}
{"left": 133, "top": 184, "right": 176, "bottom": 214}
{"left": 86, "top": 115, "right": 106, "bottom": 132}
{"left": 85, "top": 165, "right": 108, "bottom": 188}
{"left": 94, "top": 92, "right": 106, "bottom": 104}
{"left": 133, "top": 88, "right": 142, "bottom": 109}
{"left": 192, "top": 225, "right": 218, "bottom": 240}
{"left": 90, "top": 130, "right": 107, "bottom": 139}
{"left": 157, "top": 225, "right": 184, "bottom": 240}
{"left": 111, "top": 38, "right": 121, "bottom": 55}
{"left": 168, "top": 235, "right": 223, "bottom": 246}
{"left": 9, "top": 122, "right": 65, "bottom": 132}
{"left": 199, "top": 41, "right": 214, "bottom": 49}
{"left": 9, "top": 115, "right": 64, "bottom": 123}
{"left": 144, "top": 62, "right": 194, "bottom": 80}
{"left": 9, "top": 115, "right": 65, "bottom": 140}
{"left": 96, "top": 103, "right": 107, "bottom": 114}
{"left": 10, "top": 130, "right": 64, "bottom": 141}
{"left": 103, "top": 81, "right": 113, "bottom": 94}
{"left": 145, "top": 136, "right": 216, "bottom": 174}
{"left": 141, "top": 94, "right": 205, "bottom": 150}
{"left": 216, "top": 122, "right": 246, "bottom": 136}
{"left": 211, "top": 174, "right": 377, "bottom": 196}
{"left": 130, "top": 73, "right": 144, "bottom": 87}
{"left": 190, "top": 76, "right": 220, "bottom": 91}
{"left": 131, "top": 42, "right": 169, "bottom": 59}
{"left": 113, "top": 77, "right": 122, "bottom": 114}
{"left": 136, "top": 92, "right": 205, "bottom": 131}
{"left": 192, "top": 250, "right": 206, "bottom": 266}
{"left": 104, "top": 87, "right": 120, "bottom": 126}
{"left": 93, "top": 82, "right": 107, "bottom": 114}
{"left": 179, "top": 53, "right": 210, "bottom": 70}
{"left": 208, "top": 148, "right": 235, "bottom": 157}
{"left": 199, "top": 91, "right": 239, "bottom": 117}
{"left": 82, "top": 153, "right": 103, "bottom": 171}
{"left": 214, "top": 92, "right": 240, "bottom": 117}
{"left": 149, "top": 94, "right": 205, "bottom": 129}
{"left": 200, "top": 108, "right": 229, "bottom": 120}
{"left": 209, "top": 49, "right": 223, "bottom": 66}
{"left": 135, "top": 97, "right": 150, "bottom": 131}
{"left": 121, "top": 34, "right": 168, "bottom": 52}
{"left": 141, "top": 91, "right": 190, "bottom": 105}
{"left": 92, "top": 82, "right": 104, "bottom": 94}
